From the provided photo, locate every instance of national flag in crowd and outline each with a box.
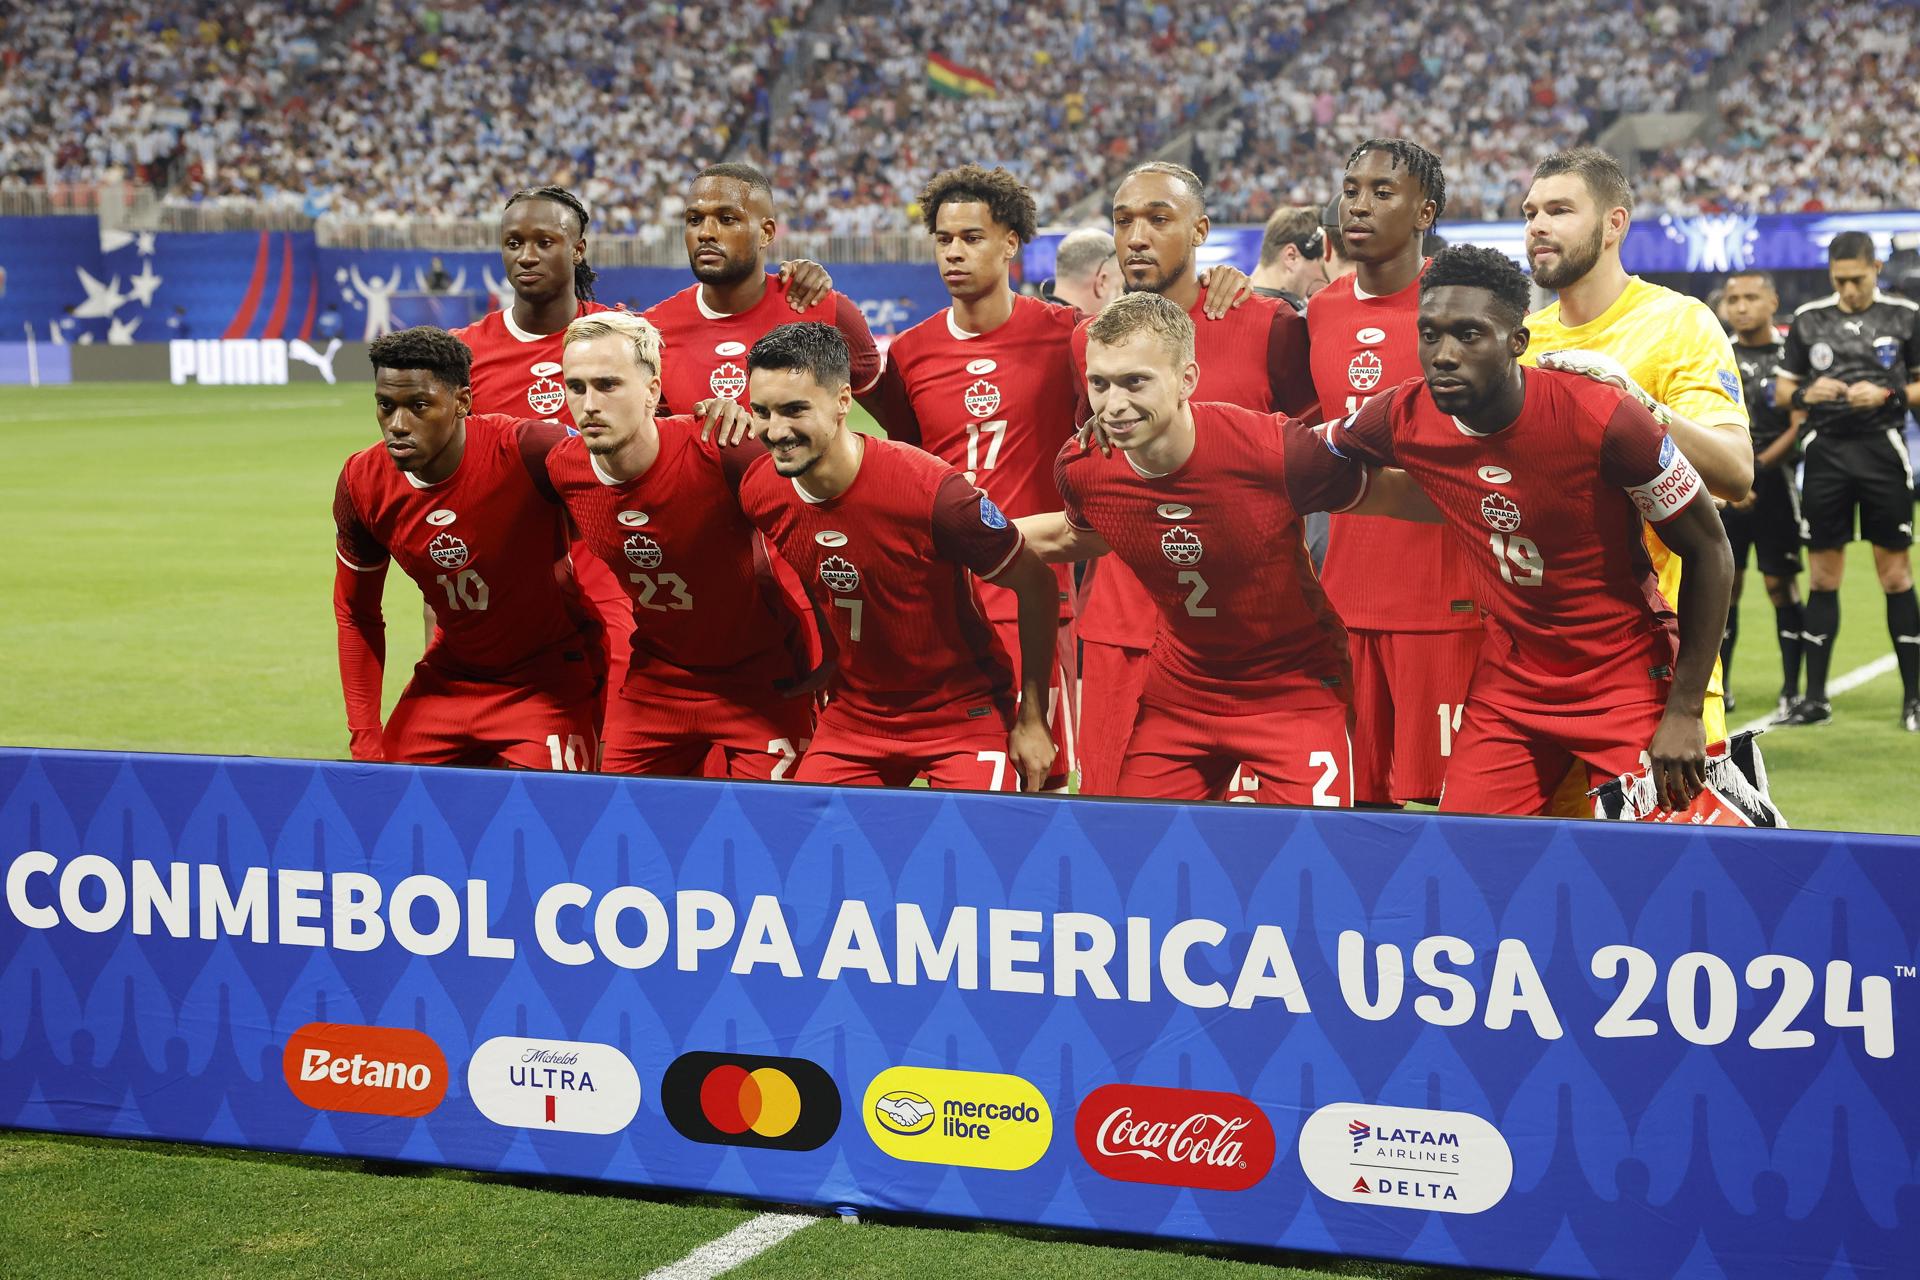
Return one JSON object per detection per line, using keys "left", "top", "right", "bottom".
{"left": 926, "top": 52, "right": 996, "bottom": 99}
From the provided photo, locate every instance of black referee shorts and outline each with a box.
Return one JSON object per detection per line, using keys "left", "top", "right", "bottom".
{"left": 1721, "top": 463, "right": 1804, "bottom": 576}
{"left": 1799, "top": 430, "right": 1916, "bottom": 551}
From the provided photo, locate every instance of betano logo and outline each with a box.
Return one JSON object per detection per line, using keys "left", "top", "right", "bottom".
{"left": 282, "top": 1023, "right": 447, "bottom": 1117}
{"left": 863, "top": 1066, "right": 1050, "bottom": 1170}
{"left": 466, "top": 1036, "right": 641, "bottom": 1135}
{"left": 1298, "top": 1102, "right": 1512, "bottom": 1214}
{"left": 661, "top": 1051, "right": 840, "bottom": 1151}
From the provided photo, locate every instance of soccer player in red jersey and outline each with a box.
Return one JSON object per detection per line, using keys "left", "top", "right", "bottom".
{"left": 645, "top": 163, "right": 885, "bottom": 418}
{"left": 1071, "top": 162, "right": 1317, "bottom": 797}
{"left": 1308, "top": 139, "right": 1485, "bottom": 807}
{"left": 740, "top": 323, "right": 1060, "bottom": 792}
{"left": 864, "top": 165, "right": 1084, "bottom": 788}
{"left": 332, "top": 327, "right": 602, "bottom": 769}
{"left": 1023, "top": 293, "right": 1434, "bottom": 805}
{"left": 540, "top": 311, "right": 828, "bottom": 779}
{"left": 1317, "top": 246, "right": 1734, "bottom": 815}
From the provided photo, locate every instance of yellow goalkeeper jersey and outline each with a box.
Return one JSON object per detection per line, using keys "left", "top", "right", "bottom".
{"left": 1523, "top": 276, "right": 1748, "bottom": 744}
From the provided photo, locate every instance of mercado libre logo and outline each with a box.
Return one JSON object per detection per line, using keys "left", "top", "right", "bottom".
{"left": 467, "top": 1036, "right": 641, "bottom": 1135}
{"left": 1298, "top": 1102, "right": 1513, "bottom": 1215}
{"left": 1074, "top": 1083, "right": 1275, "bottom": 1191}
{"left": 282, "top": 1023, "right": 448, "bottom": 1118}
{"left": 864, "top": 1066, "right": 1051, "bottom": 1171}
{"left": 661, "top": 1052, "right": 841, "bottom": 1151}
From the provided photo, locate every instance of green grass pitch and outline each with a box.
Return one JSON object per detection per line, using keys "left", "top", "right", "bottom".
{"left": 0, "top": 382, "right": 1913, "bottom": 1278}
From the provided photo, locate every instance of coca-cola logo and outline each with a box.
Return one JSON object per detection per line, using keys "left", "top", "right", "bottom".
{"left": 1075, "top": 1083, "right": 1274, "bottom": 1190}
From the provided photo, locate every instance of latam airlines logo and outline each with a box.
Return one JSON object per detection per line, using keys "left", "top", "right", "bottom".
{"left": 661, "top": 1051, "right": 841, "bottom": 1151}
{"left": 1298, "top": 1103, "right": 1513, "bottom": 1214}
{"left": 1075, "top": 1084, "right": 1275, "bottom": 1191}
{"left": 864, "top": 1066, "right": 1051, "bottom": 1170}
{"left": 526, "top": 361, "right": 567, "bottom": 417}
{"left": 467, "top": 1036, "right": 641, "bottom": 1135}
{"left": 428, "top": 531, "right": 469, "bottom": 569}
{"left": 283, "top": 1023, "right": 448, "bottom": 1118}
{"left": 709, "top": 361, "right": 747, "bottom": 400}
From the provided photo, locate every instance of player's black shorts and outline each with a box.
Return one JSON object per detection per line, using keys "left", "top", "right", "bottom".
{"left": 1799, "top": 430, "right": 1915, "bottom": 551}
{"left": 1720, "top": 463, "right": 1803, "bottom": 577}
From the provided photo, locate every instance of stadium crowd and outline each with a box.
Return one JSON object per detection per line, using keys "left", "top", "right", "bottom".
{"left": 1638, "top": 0, "right": 1920, "bottom": 215}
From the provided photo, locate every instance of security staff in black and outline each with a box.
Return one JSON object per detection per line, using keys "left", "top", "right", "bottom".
{"left": 1719, "top": 269, "right": 1806, "bottom": 722}
{"left": 1775, "top": 231, "right": 1920, "bottom": 730}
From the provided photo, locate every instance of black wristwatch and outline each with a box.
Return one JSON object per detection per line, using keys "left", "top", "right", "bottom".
{"left": 1789, "top": 385, "right": 1810, "bottom": 409}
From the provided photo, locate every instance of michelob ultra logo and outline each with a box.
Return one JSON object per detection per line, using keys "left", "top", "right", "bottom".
{"left": 467, "top": 1036, "right": 641, "bottom": 1135}
{"left": 1298, "top": 1102, "right": 1512, "bottom": 1214}
{"left": 282, "top": 1023, "right": 447, "bottom": 1118}
{"left": 864, "top": 1066, "right": 1051, "bottom": 1170}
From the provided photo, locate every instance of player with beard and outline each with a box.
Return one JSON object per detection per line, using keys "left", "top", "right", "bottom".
{"left": 538, "top": 311, "right": 829, "bottom": 779}
{"left": 1317, "top": 246, "right": 1734, "bottom": 816}
{"left": 1308, "top": 139, "right": 1484, "bottom": 808}
{"left": 333, "top": 327, "right": 602, "bottom": 769}
{"left": 645, "top": 163, "right": 885, "bottom": 418}
{"left": 1070, "top": 161, "right": 1315, "bottom": 798}
{"left": 741, "top": 323, "right": 1060, "bottom": 792}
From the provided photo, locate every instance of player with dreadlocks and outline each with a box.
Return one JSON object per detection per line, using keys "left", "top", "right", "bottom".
{"left": 1306, "top": 138, "right": 1484, "bottom": 808}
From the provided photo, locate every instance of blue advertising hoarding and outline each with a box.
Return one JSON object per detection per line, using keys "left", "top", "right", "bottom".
{"left": 2, "top": 747, "right": 1914, "bottom": 1278}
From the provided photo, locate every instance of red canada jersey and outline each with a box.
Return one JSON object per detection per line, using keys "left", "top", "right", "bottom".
{"left": 1308, "top": 270, "right": 1481, "bottom": 632}
{"left": 1071, "top": 285, "right": 1318, "bottom": 647}
{"left": 869, "top": 295, "right": 1081, "bottom": 623}
{"left": 541, "top": 422, "right": 824, "bottom": 703}
{"left": 1056, "top": 402, "right": 1358, "bottom": 713}
{"left": 644, "top": 275, "right": 883, "bottom": 415}
{"left": 333, "top": 413, "right": 592, "bottom": 676}
{"left": 738, "top": 437, "right": 1022, "bottom": 739}
{"left": 452, "top": 301, "right": 614, "bottom": 426}
{"left": 1319, "top": 370, "right": 1703, "bottom": 707}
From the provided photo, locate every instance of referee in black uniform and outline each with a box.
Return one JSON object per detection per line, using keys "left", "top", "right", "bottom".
{"left": 1719, "top": 269, "right": 1805, "bottom": 722}
{"left": 1775, "top": 232, "right": 1920, "bottom": 730}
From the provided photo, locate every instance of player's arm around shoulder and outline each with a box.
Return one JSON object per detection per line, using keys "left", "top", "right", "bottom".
{"left": 1017, "top": 442, "right": 1111, "bottom": 563}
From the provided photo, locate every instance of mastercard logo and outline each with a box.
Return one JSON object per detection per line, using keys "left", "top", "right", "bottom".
{"left": 661, "top": 1051, "right": 840, "bottom": 1151}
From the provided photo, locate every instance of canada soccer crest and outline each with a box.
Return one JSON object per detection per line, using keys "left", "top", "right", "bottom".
{"left": 527, "top": 360, "right": 566, "bottom": 417}
{"left": 624, "top": 534, "right": 663, "bottom": 569}
{"left": 428, "top": 531, "right": 469, "bottom": 569}
{"left": 1161, "top": 525, "right": 1203, "bottom": 566}
{"left": 1480, "top": 493, "right": 1522, "bottom": 533}
{"left": 819, "top": 555, "right": 860, "bottom": 592}
{"left": 964, "top": 378, "right": 1001, "bottom": 417}
{"left": 709, "top": 361, "right": 747, "bottom": 399}
{"left": 1348, "top": 349, "right": 1383, "bottom": 392}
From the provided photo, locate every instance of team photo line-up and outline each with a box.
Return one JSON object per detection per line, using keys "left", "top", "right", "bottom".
{"left": 331, "top": 139, "right": 1920, "bottom": 818}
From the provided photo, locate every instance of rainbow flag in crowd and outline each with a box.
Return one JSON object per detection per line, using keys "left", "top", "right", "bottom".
{"left": 927, "top": 52, "right": 996, "bottom": 98}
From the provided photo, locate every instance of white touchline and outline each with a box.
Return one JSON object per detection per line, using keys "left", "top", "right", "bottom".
{"left": 641, "top": 1212, "right": 819, "bottom": 1280}
{"left": 1735, "top": 653, "right": 1898, "bottom": 737}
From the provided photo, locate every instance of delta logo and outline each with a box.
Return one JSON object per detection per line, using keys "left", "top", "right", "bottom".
{"left": 662, "top": 1051, "right": 840, "bottom": 1151}
{"left": 863, "top": 1066, "right": 1051, "bottom": 1171}
{"left": 1161, "top": 525, "right": 1203, "bottom": 566}
{"left": 624, "top": 533, "right": 664, "bottom": 568}
{"left": 428, "top": 531, "right": 469, "bottom": 569}
{"left": 709, "top": 361, "right": 747, "bottom": 400}
{"left": 1348, "top": 349, "right": 1383, "bottom": 392}
{"left": 1074, "top": 1083, "right": 1274, "bottom": 1191}
{"left": 283, "top": 1023, "right": 447, "bottom": 1118}
{"left": 1298, "top": 1102, "right": 1513, "bottom": 1215}
{"left": 964, "top": 378, "right": 1001, "bottom": 417}
{"left": 526, "top": 361, "right": 567, "bottom": 417}
{"left": 466, "top": 1036, "right": 641, "bottom": 1135}
{"left": 1480, "top": 493, "right": 1522, "bottom": 533}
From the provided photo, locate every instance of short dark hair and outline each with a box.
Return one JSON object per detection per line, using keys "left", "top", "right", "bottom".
{"left": 1346, "top": 138, "right": 1448, "bottom": 222}
{"left": 748, "top": 321, "right": 850, "bottom": 391}
{"left": 919, "top": 165, "right": 1038, "bottom": 243}
{"left": 696, "top": 162, "right": 775, "bottom": 201}
{"left": 1531, "top": 147, "right": 1633, "bottom": 216}
{"left": 1420, "top": 244, "right": 1533, "bottom": 328}
{"left": 369, "top": 326, "right": 473, "bottom": 388}
{"left": 1828, "top": 231, "right": 1877, "bottom": 264}
{"left": 1727, "top": 268, "right": 1779, "bottom": 292}
{"left": 1120, "top": 161, "right": 1207, "bottom": 218}
{"left": 503, "top": 185, "right": 598, "bottom": 300}
{"left": 1260, "top": 207, "right": 1323, "bottom": 266}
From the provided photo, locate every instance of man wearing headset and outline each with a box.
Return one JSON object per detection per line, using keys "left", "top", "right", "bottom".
{"left": 1251, "top": 206, "right": 1333, "bottom": 314}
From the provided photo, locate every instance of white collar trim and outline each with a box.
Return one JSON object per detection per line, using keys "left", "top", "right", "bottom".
{"left": 945, "top": 309, "right": 980, "bottom": 341}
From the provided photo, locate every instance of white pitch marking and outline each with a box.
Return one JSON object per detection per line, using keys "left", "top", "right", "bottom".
{"left": 1735, "top": 653, "right": 1897, "bottom": 736}
{"left": 641, "top": 1212, "right": 819, "bottom": 1280}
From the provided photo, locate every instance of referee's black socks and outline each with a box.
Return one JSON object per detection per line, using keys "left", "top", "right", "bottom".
{"left": 1803, "top": 589, "right": 1839, "bottom": 701}
{"left": 1888, "top": 587, "right": 1920, "bottom": 700}
{"left": 1773, "top": 600, "right": 1804, "bottom": 700}
{"left": 1720, "top": 607, "right": 1738, "bottom": 678}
